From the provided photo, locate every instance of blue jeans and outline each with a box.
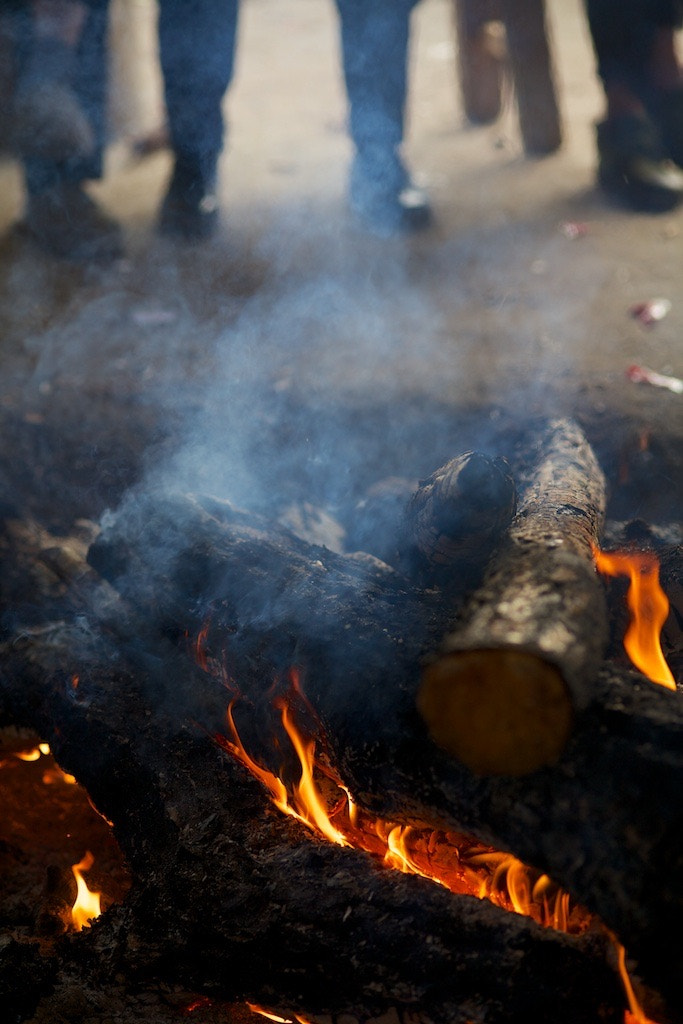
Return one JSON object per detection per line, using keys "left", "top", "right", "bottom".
{"left": 13, "top": 0, "right": 109, "bottom": 195}
{"left": 158, "top": 0, "right": 239, "bottom": 185}
{"left": 335, "top": 0, "right": 420, "bottom": 185}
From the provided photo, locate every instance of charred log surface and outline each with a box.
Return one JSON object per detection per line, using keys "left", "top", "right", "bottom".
{"left": 346, "top": 452, "right": 517, "bottom": 592}
{"left": 403, "top": 453, "right": 516, "bottom": 579}
{"left": 419, "top": 418, "right": 608, "bottom": 776}
{"left": 84, "top": 482, "right": 683, "bottom": 1017}
{"left": 0, "top": 628, "right": 626, "bottom": 1024}
{"left": 0, "top": 936, "right": 56, "bottom": 1021}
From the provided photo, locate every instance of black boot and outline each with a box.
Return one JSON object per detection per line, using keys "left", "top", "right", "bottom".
{"left": 158, "top": 159, "right": 219, "bottom": 241}
{"left": 648, "top": 86, "right": 683, "bottom": 169}
{"left": 596, "top": 112, "right": 683, "bottom": 212}
{"left": 22, "top": 181, "right": 123, "bottom": 262}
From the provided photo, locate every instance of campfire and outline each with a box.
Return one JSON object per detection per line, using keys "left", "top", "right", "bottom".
{"left": 0, "top": 414, "right": 681, "bottom": 1024}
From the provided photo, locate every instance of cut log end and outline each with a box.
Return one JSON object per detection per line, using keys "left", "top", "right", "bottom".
{"left": 418, "top": 649, "right": 574, "bottom": 776}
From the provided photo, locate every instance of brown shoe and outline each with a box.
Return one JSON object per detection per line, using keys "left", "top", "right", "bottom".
{"left": 22, "top": 182, "right": 123, "bottom": 263}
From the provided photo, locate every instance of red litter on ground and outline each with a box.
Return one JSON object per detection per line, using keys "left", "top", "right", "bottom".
{"left": 626, "top": 364, "right": 683, "bottom": 394}
{"left": 559, "top": 221, "right": 589, "bottom": 239}
{"left": 629, "top": 298, "right": 671, "bottom": 326}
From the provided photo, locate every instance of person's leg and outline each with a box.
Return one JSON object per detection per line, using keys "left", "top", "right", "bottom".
{"left": 585, "top": 0, "right": 683, "bottom": 210}
{"left": 585, "top": 0, "right": 679, "bottom": 100}
{"left": 12, "top": 0, "right": 122, "bottom": 260}
{"left": 12, "top": 0, "right": 94, "bottom": 164}
{"left": 335, "top": 0, "right": 431, "bottom": 235}
{"left": 157, "top": 0, "right": 239, "bottom": 239}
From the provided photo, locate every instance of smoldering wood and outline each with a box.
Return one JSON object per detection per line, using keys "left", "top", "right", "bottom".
{"left": 0, "top": 626, "right": 626, "bottom": 1024}
{"left": 345, "top": 451, "right": 517, "bottom": 591}
{"left": 84, "top": 487, "right": 683, "bottom": 1018}
{"left": 419, "top": 417, "right": 609, "bottom": 776}
{"left": 2, "top": 424, "right": 682, "bottom": 1023}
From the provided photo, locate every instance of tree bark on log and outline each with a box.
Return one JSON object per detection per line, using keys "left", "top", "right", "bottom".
{"left": 419, "top": 417, "right": 608, "bottom": 775}
{"left": 83, "top": 483, "right": 683, "bottom": 1018}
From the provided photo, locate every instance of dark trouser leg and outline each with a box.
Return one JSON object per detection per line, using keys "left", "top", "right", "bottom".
{"left": 335, "top": 0, "right": 417, "bottom": 189}
{"left": 13, "top": 0, "right": 122, "bottom": 262}
{"left": 158, "top": 0, "right": 238, "bottom": 189}
{"left": 15, "top": 0, "right": 109, "bottom": 195}
{"left": 585, "top": 0, "right": 683, "bottom": 98}
{"left": 584, "top": 0, "right": 683, "bottom": 210}
{"left": 334, "top": 0, "right": 430, "bottom": 234}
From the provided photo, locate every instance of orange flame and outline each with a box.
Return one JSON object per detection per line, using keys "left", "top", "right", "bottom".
{"left": 212, "top": 647, "right": 664, "bottom": 1023}
{"left": 219, "top": 697, "right": 585, "bottom": 930}
{"left": 221, "top": 700, "right": 347, "bottom": 847}
{"left": 247, "top": 1005, "right": 313, "bottom": 1024}
{"left": 223, "top": 699, "right": 662, "bottom": 1022}
{"left": 71, "top": 850, "right": 101, "bottom": 930}
{"left": 593, "top": 547, "right": 676, "bottom": 689}
{"left": 247, "top": 1006, "right": 292, "bottom": 1023}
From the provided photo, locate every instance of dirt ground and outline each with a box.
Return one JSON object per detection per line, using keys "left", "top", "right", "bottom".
{"left": 0, "top": 0, "right": 680, "bottom": 536}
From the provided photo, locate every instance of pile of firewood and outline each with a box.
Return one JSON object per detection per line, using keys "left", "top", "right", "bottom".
{"left": 0, "top": 417, "right": 681, "bottom": 1024}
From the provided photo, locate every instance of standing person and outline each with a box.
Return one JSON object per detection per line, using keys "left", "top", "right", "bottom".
{"left": 586, "top": 0, "right": 683, "bottom": 210}
{"left": 10, "top": 0, "right": 122, "bottom": 260}
{"left": 334, "top": 0, "right": 432, "bottom": 235}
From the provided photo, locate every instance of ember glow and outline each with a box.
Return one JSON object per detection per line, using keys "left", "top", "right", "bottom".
{"left": 15, "top": 741, "right": 50, "bottom": 762}
{"left": 593, "top": 547, "right": 676, "bottom": 689}
{"left": 71, "top": 850, "right": 102, "bottom": 930}
{"left": 13, "top": 742, "right": 77, "bottom": 783}
{"left": 247, "top": 1005, "right": 313, "bottom": 1024}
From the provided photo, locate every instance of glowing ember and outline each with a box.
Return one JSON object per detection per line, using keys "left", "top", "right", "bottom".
{"left": 71, "top": 850, "right": 102, "bottom": 930}
{"left": 14, "top": 742, "right": 51, "bottom": 762}
{"left": 184, "top": 996, "right": 214, "bottom": 1013}
{"left": 593, "top": 547, "right": 676, "bottom": 689}
{"left": 11, "top": 742, "right": 77, "bottom": 783}
{"left": 247, "top": 1004, "right": 313, "bottom": 1024}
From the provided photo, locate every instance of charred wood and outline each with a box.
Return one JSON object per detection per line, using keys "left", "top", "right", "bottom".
{"left": 346, "top": 451, "right": 517, "bottom": 591}
{"left": 83, "top": 483, "right": 683, "bottom": 1017}
{"left": 0, "top": 628, "right": 625, "bottom": 1024}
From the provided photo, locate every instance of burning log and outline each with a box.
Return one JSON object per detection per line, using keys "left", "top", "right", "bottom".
{"left": 2, "top": 420, "right": 682, "bottom": 1019}
{"left": 0, "top": 628, "right": 626, "bottom": 1024}
{"left": 82, "top": 468, "right": 683, "bottom": 1015}
{"left": 419, "top": 417, "right": 608, "bottom": 776}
